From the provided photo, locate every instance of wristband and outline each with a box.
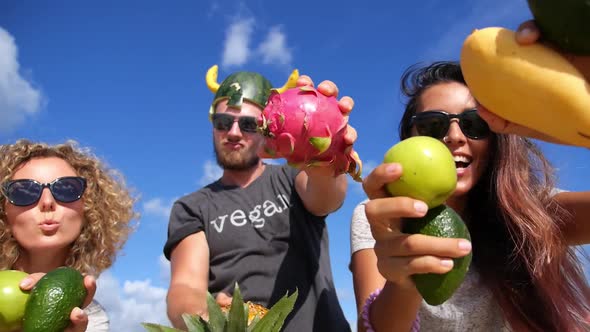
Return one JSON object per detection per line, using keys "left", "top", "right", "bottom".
{"left": 361, "top": 288, "right": 421, "bottom": 331}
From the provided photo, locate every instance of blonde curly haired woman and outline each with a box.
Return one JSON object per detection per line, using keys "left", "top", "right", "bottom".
{"left": 0, "top": 139, "right": 138, "bottom": 332}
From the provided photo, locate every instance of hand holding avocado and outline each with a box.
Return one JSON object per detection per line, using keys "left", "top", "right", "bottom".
{"left": 362, "top": 137, "right": 472, "bottom": 304}
{"left": 2, "top": 267, "right": 96, "bottom": 332}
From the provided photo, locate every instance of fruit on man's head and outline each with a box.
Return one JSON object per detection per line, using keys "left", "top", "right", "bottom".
{"left": 205, "top": 64, "right": 299, "bottom": 117}
{"left": 383, "top": 136, "right": 456, "bottom": 208}
{"left": 259, "top": 86, "right": 363, "bottom": 181}
{"left": 0, "top": 270, "right": 29, "bottom": 332}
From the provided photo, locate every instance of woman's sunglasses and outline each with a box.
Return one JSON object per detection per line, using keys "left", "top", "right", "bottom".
{"left": 212, "top": 113, "right": 258, "bottom": 133}
{"left": 2, "top": 176, "right": 87, "bottom": 207}
{"left": 410, "top": 109, "right": 491, "bottom": 140}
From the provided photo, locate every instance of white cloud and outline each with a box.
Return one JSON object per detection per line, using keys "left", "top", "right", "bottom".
{"left": 0, "top": 27, "right": 43, "bottom": 134}
{"left": 256, "top": 26, "right": 292, "bottom": 66}
{"left": 221, "top": 18, "right": 255, "bottom": 67}
{"left": 198, "top": 159, "right": 223, "bottom": 186}
{"left": 95, "top": 271, "right": 170, "bottom": 332}
{"left": 142, "top": 198, "right": 173, "bottom": 219}
{"left": 220, "top": 18, "right": 294, "bottom": 68}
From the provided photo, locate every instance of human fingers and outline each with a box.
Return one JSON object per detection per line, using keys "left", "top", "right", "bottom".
{"left": 338, "top": 96, "right": 354, "bottom": 116}
{"left": 376, "top": 254, "right": 455, "bottom": 284}
{"left": 362, "top": 163, "right": 403, "bottom": 199}
{"left": 81, "top": 275, "right": 97, "bottom": 308}
{"left": 65, "top": 307, "right": 89, "bottom": 332}
{"left": 216, "top": 292, "right": 233, "bottom": 307}
{"left": 296, "top": 75, "right": 314, "bottom": 87}
{"left": 374, "top": 233, "right": 472, "bottom": 259}
{"left": 343, "top": 124, "right": 357, "bottom": 147}
{"left": 19, "top": 272, "right": 44, "bottom": 291}
{"left": 365, "top": 197, "right": 428, "bottom": 238}
{"left": 317, "top": 80, "right": 339, "bottom": 98}
{"left": 515, "top": 20, "right": 540, "bottom": 45}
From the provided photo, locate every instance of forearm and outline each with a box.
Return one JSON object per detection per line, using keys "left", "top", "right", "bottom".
{"left": 167, "top": 283, "right": 208, "bottom": 329}
{"left": 556, "top": 191, "right": 590, "bottom": 245}
{"left": 363, "top": 281, "right": 422, "bottom": 332}
{"left": 302, "top": 172, "right": 347, "bottom": 215}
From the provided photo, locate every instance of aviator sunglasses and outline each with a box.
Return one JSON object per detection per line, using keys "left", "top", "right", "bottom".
{"left": 2, "top": 176, "right": 87, "bottom": 207}
{"left": 212, "top": 113, "right": 259, "bottom": 133}
{"left": 410, "top": 109, "right": 491, "bottom": 140}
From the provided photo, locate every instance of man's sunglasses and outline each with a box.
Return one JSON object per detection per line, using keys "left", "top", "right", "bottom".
{"left": 212, "top": 113, "right": 258, "bottom": 133}
{"left": 2, "top": 176, "right": 87, "bottom": 207}
{"left": 410, "top": 109, "right": 491, "bottom": 140}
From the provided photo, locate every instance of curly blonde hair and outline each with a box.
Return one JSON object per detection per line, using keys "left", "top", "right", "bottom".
{"left": 0, "top": 139, "right": 138, "bottom": 275}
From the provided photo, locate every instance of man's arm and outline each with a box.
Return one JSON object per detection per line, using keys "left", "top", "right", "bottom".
{"left": 290, "top": 76, "right": 354, "bottom": 217}
{"left": 554, "top": 191, "right": 590, "bottom": 245}
{"left": 167, "top": 232, "right": 210, "bottom": 329}
{"left": 295, "top": 171, "right": 348, "bottom": 216}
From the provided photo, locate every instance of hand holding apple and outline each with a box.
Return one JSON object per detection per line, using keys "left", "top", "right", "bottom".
{"left": 383, "top": 136, "right": 457, "bottom": 208}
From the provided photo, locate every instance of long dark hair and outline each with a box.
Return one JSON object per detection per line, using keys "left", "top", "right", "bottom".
{"left": 398, "top": 61, "right": 590, "bottom": 331}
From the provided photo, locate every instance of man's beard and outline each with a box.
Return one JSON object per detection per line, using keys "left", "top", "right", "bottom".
{"left": 214, "top": 140, "right": 260, "bottom": 171}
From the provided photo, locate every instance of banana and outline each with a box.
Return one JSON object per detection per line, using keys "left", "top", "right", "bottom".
{"left": 460, "top": 27, "right": 590, "bottom": 147}
{"left": 206, "top": 64, "right": 220, "bottom": 93}
{"left": 275, "top": 69, "right": 300, "bottom": 93}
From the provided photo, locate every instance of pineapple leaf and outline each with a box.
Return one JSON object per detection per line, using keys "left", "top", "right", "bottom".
{"left": 141, "top": 323, "right": 186, "bottom": 332}
{"left": 182, "top": 313, "right": 208, "bottom": 332}
{"left": 251, "top": 289, "right": 298, "bottom": 332}
{"left": 246, "top": 316, "right": 262, "bottom": 332}
{"left": 226, "top": 283, "right": 248, "bottom": 332}
{"left": 206, "top": 291, "right": 227, "bottom": 331}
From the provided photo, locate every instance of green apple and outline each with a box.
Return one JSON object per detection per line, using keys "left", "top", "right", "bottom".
{"left": 0, "top": 270, "right": 29, "bottom": 332}
{"left": 383, "top": 136, "right": 457, "bottom": 208}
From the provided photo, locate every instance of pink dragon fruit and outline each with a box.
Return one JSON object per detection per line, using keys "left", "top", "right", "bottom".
{"left": 258, "top": 86, "right": 363, "bottom": 181}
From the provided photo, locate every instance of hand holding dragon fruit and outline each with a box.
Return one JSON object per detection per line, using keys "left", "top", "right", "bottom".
{"left": 258, "top": 85, "right": 363, "bottom": 182}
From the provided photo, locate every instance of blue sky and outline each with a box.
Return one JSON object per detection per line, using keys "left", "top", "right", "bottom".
{"left": 1, "top": 1, "right": 588, "bottom": 330}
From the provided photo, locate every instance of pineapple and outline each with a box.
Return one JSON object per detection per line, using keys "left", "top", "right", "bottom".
{"left": 142, "top": 284, "right": 297, "bottom": 332}
{"left": 221, "top": 301, "right": 269, "bottom": 326}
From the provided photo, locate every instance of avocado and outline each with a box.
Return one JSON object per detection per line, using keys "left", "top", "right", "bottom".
{"left": 527, "top": 0, "right": 590, "bottom": 55}
{"left": 402, "top": 204, "right": 472, "bottom": 306}
{"left": 22, "top": 267, "right": 87, "bottom": 332}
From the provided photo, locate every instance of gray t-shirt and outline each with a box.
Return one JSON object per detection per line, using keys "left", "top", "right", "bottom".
{"left": 350, "top": 199, "right": 511, "bottom": 331}
{"left": 164, "top": 164, "right": 350, "bottom": 332}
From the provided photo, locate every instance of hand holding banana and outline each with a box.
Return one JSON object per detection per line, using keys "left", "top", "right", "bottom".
{"left": 460, "top": 1, "right": 590, "bottom": 148}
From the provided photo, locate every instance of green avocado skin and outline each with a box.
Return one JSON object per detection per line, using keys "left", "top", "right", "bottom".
{"left": 402, "top": 205, "right": 472, "bottom": 306}
{"left": 527, "top": 0, "right": 590, "bottom": 55}
{"left": 22, "top": 267, "right": 87, "bottom": 332}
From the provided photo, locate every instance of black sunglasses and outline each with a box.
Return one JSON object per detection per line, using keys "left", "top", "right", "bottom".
{"left": 2, "top": 176, "right": 87, "bottom": 207}
{"left": 212, "top": 113, "right": 258, "bottom": 133}
{"left": 410, "top": 109, "right": 490, "bottom": 140}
